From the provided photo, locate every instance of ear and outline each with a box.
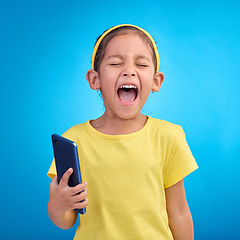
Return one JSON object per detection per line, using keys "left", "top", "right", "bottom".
{"left": 152, "top": 72, "right": 164, "bottom": 92}
{"left": 86, "top": 69, "right": 101, "bottom": 90}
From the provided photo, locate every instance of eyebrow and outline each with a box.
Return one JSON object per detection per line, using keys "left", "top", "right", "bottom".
{"left": 107, "top": 55, "right": 124, "bottom": 60}
{"left": 135, "top": 56, "right": 151, "bottom": 62}
{"left": 107, "top": 55, "right": 150, "bottom": 62}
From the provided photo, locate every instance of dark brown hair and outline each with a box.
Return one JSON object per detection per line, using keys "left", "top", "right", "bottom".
{"left": 93, "top": 26, "right": 157, "bottom": 72}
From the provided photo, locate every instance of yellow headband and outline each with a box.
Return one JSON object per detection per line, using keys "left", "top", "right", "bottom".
{"left": 92, "top": 24, "right": 160, "bottom": 72}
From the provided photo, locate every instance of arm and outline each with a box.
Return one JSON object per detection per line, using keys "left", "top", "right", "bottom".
{"left": 165, "top": 180, "right": 194, "bottom": 240}
{"left": 47, "top": 168, "right": 88, "bottom": 229}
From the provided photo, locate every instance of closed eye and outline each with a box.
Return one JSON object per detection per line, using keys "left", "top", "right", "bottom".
{"left": 137, "top": 64, "right": 149, "bottom": 67}
{"left": 110, "top": 63, "right": 122, "bottom": 66}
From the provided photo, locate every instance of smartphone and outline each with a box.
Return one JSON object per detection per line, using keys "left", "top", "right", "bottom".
{"left": 51, "top": 134, "right": 86, "bottom": 215}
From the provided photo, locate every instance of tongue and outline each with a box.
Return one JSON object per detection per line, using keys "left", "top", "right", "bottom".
{"left": 118, "top": 88, "right": 136, "bottom": 103}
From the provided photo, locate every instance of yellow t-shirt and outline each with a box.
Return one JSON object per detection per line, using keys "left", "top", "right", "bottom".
{"left": 48, "top": 116, "right": 198, "bottom": 240}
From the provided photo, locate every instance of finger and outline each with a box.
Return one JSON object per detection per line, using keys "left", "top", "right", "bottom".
{"left": 52, "top": 175, "right": 58, "bottom": 184}
{"left": 74, "top": 198, "right": 88, "bottom": 209}
{"left": 50, "top": 175, "right": 58, "bottom": 190}
{"left": 73, "top": 189, "right": 88, "bottom": 203}
{"left": 70, "top": 182, "right": 87, "bottom": 196}
{"left": 59, "top": 168, "right": 73, "bottom": 187}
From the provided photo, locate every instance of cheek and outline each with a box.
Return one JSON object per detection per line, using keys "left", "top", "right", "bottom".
{"left": 141, "top": 78, "right": 154, "bottom": 98}
{"left": 99, "top": 77, "right": 115, "bottom": 98}
{"left": 142, "top": 73, "right": 155, "bottom": 88}
{"left": 100, "top": 69, "right": 118, "bottom": 88}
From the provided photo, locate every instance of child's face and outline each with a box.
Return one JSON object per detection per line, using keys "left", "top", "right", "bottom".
{"left": 88, "top": 33, "right": 164, "bottom": 120}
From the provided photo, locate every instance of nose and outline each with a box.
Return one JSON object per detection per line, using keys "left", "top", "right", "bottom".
{"left": 122, "top": 68, "right": 136, "bottom": 77}
{"left": 123, "top": 72, "right": 136, "bottom": 77}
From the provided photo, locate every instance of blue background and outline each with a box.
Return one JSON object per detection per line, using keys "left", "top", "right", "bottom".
{"left": 1, "top": 0, "right": 239, "bottom": 239}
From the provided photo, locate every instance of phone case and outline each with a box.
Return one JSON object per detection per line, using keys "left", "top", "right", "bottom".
{"left": 51, "top": 134, "right": 86, "bottom": 215}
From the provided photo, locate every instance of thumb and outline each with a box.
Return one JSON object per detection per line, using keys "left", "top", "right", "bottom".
{"left": 50, "top": 175, "right": 58, "bottom": 190}
{"left": 59, "top": 168, "right": 73, "bottom": 187}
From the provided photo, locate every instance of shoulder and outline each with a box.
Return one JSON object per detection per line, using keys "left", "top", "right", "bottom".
{"left": 148, "top": 117, "right": 184, "bottom": 136}
{"left": 61, "top": 121, "right": 90, "bottom": 141}
{"left": 146, "top": 117, "right": 188, "bottom": 147}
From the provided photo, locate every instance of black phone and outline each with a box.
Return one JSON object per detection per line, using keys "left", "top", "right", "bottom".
{"left": 51, "top": 134, "right": 86, "bottom": 215}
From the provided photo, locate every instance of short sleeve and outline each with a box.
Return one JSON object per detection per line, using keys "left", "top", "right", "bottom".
{"left": 164, "top": 126, "right": 198, "bottom": 188}
{"left": 47, "top": 158, "right": 57, "bottom": 179}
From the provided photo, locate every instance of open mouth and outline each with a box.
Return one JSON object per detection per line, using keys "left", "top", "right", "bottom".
{"left": 117, "top": 84, "right": 138, "bottom": 104}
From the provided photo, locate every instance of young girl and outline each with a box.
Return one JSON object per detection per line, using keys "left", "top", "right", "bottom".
{"left": 47, "top": 24, "right": 198, "bottom": 240}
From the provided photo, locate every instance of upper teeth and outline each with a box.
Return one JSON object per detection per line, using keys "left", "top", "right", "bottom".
{"left": 120, "top": 85, "right": 137, "bottom": 89}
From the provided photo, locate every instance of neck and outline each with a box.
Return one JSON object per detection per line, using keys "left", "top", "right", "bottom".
{"left": 90, "top": 113, "right": 148, "bottom": 135}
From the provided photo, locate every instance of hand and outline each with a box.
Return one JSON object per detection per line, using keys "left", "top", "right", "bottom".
{"left": 48, "top": 168, "right": 88, "bottom": 217}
